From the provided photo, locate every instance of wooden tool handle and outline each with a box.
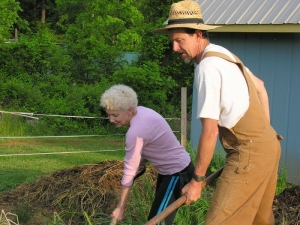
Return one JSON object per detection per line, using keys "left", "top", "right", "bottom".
{"left": 109, "top": 217, "right": 118, "bottom": 225}
{"left": 145, "top": 166, "right": 224, "bottom": 225}
{"left": 201, "top": 166, "right": 224, "bottom": 188}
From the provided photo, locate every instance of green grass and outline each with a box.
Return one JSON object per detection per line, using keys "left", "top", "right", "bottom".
{"left": 0, "top": 136, "right": 126, "bottom": 191}
{"left": 276, "top": 166, "right": 288, "bottom": 195}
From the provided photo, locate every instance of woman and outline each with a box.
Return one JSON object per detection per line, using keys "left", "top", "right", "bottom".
{"left": 100, "top": 84, "right": 194, "bottom": 224}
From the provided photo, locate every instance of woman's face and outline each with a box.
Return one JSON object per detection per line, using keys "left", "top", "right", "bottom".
{"left": 106, "top": 109, "right": 132, "bottom": 127}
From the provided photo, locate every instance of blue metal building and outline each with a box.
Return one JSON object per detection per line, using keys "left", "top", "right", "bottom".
{"left": 190, "top": 0, "right": 300, "bottom": 184}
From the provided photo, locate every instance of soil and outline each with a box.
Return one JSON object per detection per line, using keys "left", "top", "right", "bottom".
{"left": 273, "top": 185, "right": 300, "bottom": 225}
{"left": 0, "top": 160, "right": 299, "bottom": 225}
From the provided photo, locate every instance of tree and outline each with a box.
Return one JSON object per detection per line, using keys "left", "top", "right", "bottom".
{"left": 56, "top": 0, "right": 144, "bottom": 51}
{"left": 0, "top": 0, "right": 22, "bottom": 41}
{"left": 56, "top": 0, "right": 145, "bottom": 83}
{"left": 17, "top": 0, "right": 57, "bottom": 31}
{"left": 111, "top": 61, "right": 177, "bottom": 114}
{"left": 0, "top": 27, "right": 70, "bottom": 79}
{"left": 137, "top": 0, "right": 195, "bottom": 115}
{"left": 0, "top": 0, "right": 194, "bottom": 123}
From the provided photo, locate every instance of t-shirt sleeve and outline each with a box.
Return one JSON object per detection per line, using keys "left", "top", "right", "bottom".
{"left": 195, "top": 62, "right": 221, "bottom": 120}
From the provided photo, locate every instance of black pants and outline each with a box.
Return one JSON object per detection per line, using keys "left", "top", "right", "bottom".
{"left": 148, "top": 161, "right": 194, "bottom": 225}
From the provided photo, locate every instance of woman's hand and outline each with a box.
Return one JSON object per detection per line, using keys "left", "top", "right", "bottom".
{"left": 111, "top": 206, "right": 125, "bottom": 221}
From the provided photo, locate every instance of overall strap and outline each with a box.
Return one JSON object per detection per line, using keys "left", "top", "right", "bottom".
{"left": 201, "top": 51, "right": 252, "bottom": 84}
{"left": 200, "top": 51, "right": 282, "bottom": 141}
{"left": 201, "top": 51, "right": 260, "bottom": 141}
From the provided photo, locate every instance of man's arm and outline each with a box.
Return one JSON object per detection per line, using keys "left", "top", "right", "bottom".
{"left": 182, "top": 118, "right": 219, "bottom": 205}
{"left": 194, "top": 118, "right": 219, "bottom": 176}
{"left": 248, "top": 71, "right": 270, "bottom": 122}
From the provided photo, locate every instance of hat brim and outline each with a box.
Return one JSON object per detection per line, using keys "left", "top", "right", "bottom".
{"left": 152, "top": 23, "right": 221, "bottom": 34}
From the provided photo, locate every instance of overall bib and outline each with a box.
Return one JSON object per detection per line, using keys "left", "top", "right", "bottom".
{"left": 202, "top": 52, "right": 282, "bottom": 225}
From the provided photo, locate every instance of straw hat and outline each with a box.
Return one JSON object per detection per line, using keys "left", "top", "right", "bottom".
{"left": 152, "top": 0, "right": 220, "bottom": 34}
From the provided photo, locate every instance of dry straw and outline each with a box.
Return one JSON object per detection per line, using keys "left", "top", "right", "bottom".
{"left": 0, "top": 210, "right": 19, "bottom": 225}
{"left": 2, "top": 160, "right": 157, "bottom": 222}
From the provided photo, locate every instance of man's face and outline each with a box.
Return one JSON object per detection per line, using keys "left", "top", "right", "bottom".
{"left": 169, "top": 29, "right": 198, "bottom": 64}
{"left": 106, "top": 109, "right": 130, "bottom": 127}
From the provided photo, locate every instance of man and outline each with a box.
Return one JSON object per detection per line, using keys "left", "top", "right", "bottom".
{"left": 152, "top": 0, "right": 282, "bottom": 224}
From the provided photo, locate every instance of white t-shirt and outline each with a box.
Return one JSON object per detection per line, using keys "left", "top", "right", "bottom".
{"left": 195, "top": 44, "right": 250, "bottom": 128}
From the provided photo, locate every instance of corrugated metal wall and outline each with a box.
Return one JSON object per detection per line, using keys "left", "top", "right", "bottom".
{"left": 190, "top": 33, "right": 300, "bottom": 184}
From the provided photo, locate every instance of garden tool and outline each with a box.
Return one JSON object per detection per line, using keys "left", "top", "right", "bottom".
{"left": 145, "top": 166, "right": 224, "bottom": 225}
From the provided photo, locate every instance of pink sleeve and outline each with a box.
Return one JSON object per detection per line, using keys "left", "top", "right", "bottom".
{"left": 121, "top": 135, "right": 144, "bottom": 186}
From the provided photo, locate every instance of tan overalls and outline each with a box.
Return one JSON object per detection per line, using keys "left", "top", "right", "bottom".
{"left": 202, "top": 52, "right": 282, "bottom": 225}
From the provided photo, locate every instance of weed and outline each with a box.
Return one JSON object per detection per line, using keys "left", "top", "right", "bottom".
{"left": 276, "top": 167, "right": 287, "bottom": 195}
{"left": 15, "top": 202, "right": 33, "bottom": 223}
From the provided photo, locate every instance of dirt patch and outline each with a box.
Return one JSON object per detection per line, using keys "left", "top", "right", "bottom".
{"left": 273, "top": 185, "right": 300, "bottom": 225}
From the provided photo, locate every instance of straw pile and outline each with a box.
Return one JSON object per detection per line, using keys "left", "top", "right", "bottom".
{"left": 2, "top": 160, "right": 157, "bottom": 220}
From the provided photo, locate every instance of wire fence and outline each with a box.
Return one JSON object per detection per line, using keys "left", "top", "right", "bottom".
{"left": 0, "top": 111, "right": 185, "bottom": 158}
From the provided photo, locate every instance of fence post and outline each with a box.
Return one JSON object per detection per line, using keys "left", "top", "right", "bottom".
{"left": 181, "top": 87, "right": 187, "bottom": 147}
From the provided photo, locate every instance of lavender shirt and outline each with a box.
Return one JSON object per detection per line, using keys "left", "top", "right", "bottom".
{"left": 122, "top": 106, "right": 191, "bottom": 186}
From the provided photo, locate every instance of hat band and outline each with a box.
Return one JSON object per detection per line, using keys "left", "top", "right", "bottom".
{"left": 168, "top": 18, "right": 204, "bottom": 25}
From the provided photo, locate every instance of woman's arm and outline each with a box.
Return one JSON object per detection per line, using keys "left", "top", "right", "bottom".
{"left": 111, "top": 185, "right": 132, "bottom": 221}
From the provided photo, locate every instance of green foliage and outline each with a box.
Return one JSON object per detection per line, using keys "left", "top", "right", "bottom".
{"left": 0, "top": 0, "right": 22, "bottom": 40}
{"left": 0, "top": 113, "right": 29, "bottom": 136}
{"left": 16, "top": 202, "right": 34, "bottom": 223}
{"left": 52, "top": 211, "right": 67, "bottom": 225}
{"left": 65, "top": 26, "right": 122, "bottom": 83}
{"left": 137, "top": 0, "right": 195, "bottom": 115}
{"left": 57, "top": 0, "right": 145, "bottom": 83}
{"left": 84, "top": 211, "right": 93, "bottom": 225}
{"left": 175, "top": 187, "right": 214, "bottom": 225}
{"left": 112, "top": 61, "right": 178, "bottom": 115}
{"left": 17, "top": 0, "right": 57, "bottom": 32}
{"left": 126, "top": 177, "right": 154, "bottom": 224}
{"left": 276, "top": 166, "right": 287, "bottom": 195}
{"left": 0, "top": 76, "right": 114, "bottom": 135}
{"left": 207, "top": 152, "right": 226, "bottom": 174}
{"left": 56, "top": 0, "right": 144, "bottom": 51}
{"left": 0, "top": 27, "right": 70, "bottom": 78}
{"left": 0, "top": 0, "right": 192, "bottom": 135}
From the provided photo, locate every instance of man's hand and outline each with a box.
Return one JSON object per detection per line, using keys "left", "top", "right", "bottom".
{"left": 182, "top": 180, "right": 203, "bottom": 205}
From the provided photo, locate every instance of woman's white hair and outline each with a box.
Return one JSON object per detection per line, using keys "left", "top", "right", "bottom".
{"left": 100, "top": 84, "right": 138, "bottom": 111}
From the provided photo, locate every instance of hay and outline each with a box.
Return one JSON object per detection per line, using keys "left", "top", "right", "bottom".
{"left": 2, "top": 160, "right": 157, "bottom": 218}
{"left": 0, "top": 210, "right": 19, "bottom": 225}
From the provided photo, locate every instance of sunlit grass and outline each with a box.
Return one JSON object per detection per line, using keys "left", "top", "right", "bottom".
{"left": 0, "top": 136, "right": 125, "bottom": 191}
